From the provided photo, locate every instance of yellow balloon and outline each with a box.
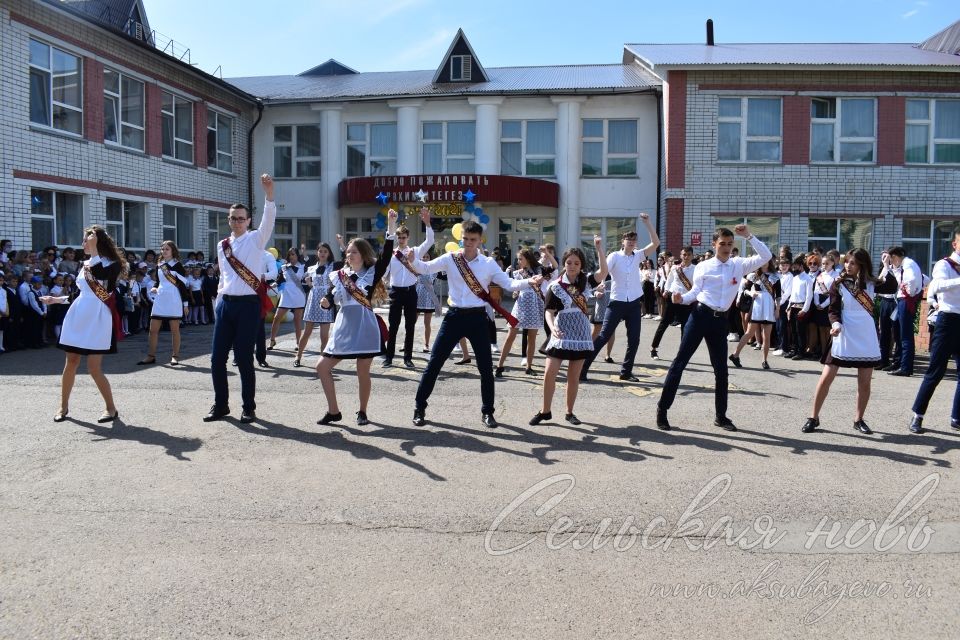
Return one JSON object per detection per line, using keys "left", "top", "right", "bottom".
{"left": 451, "top": 223, "right": 463, "bottom": 241}
{"left": 268, "top": 247, "right": 279, "bottom": 258}
{"left": 445, "top": 241, "right": 460, "bottom": 253}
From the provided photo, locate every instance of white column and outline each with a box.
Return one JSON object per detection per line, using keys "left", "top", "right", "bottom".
{"left": 552, "top": 96, "right": 587, "bottom": 250}
{"left": 469, "top": 96, "right": 504, "bottom": 175}
{"left": 312, "top": 103, "right": 343, "bottom": 245}
{"left": 388, "top": 99, "right": 423, "bottom": 175}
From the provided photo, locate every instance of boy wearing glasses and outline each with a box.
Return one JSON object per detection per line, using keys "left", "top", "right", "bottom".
{"left": 382, "top": 207, "right": 433, "bottom": 368}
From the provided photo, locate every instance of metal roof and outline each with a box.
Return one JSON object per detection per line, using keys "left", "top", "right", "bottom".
{"left": 920, "top": 19, "right": 960, "bottom": 55}
{"left": 61, "top": 0, "right": 145, "bottom": 33}
{"left": 226, "top": 64, "right": 660, "bottom": 103}
{"left": 623, "top": 43, "right": 960, "bottom": 68}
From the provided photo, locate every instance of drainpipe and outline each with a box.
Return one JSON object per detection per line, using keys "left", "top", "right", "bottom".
{"left": 655, "top": 88, "right": 664, "bottom": 249}
{"left": 247, "top": 101, "right": 264, "bottom": 206}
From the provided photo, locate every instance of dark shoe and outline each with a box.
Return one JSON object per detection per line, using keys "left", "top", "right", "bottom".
{"left": 494, "top": 366, "right": 504, "bottom": 378}
{"left": 482, "top": 413, "right": 498, "bottom": 428}
{"left": 650, "top": 349, "right": 659, "bottom": 360}
{"left": 729, "top": 354, "right": 742, "bottom": 368}
{"left": 529, "top": 411, "right": 552, "bottom": 426}
{"left": 565, "top": 413, "right": 581, "bottom": 425}
{"left": 714, "top": 416, "right": 737, "bottom": 431}
{"left": 293, "top": 358, "right": 302, "bottom": 367}
{"left": 853, "top": 419, "right": 872, "bottom": 435}
{"left": 412, "top": 409, "right": 426, "bottom": 426}
{"left": 455, "top": 358, "right": 472, "bottom": 365}
{"left": 525, "top": 366, "right": 535, "bottom": 376}
{"left": 317, "top": 411, "right": 342, "bottom": 425}
{"left": 267, "top": 339, "right": 276, "bottom": 350}
{"left": 656, "top": 409, "right": 671, "bottom": 431}
{"left": 203, "top": 405, "right": 230, "bottom": 422}
{"left": 801, "top": 417, "right": 819, "bottom": 433}
{"left": 232, "top": 360, "right": 238, "bottom": 367}
{"left": 136, "top": 355, "right": 156, "bottom": 365}
{"left": 618, "top": 374, "right": 640, "bottom": 382}
{"left": 952, "top": 418, "right": 960, "bottom": 431}
{"left": 240, "top": 409, "right": 256, "bottom": 424}
{"left": 97, "top": 411, "right": 119, "bottom": 424}
{"left": 882, "top": 363, "right": 900, "bottom": 372}
{"left": 604, "top": 356, "right": 615, "bottom": 364}
{"left": 257, "top": 359, "right": 269, "bottom": 367}
{"left": 403, "top": 359, "right": 415, "bottom": 369}
{"left": 873, "top": 363, "right": 888, "bottom": 371}
{"left": 909, "top": 415, "right": 925, "bottom": 434}
{"left": 356, "top": 411, "right": 369, "bottom": 426}
{"left": 53, "top": 409, "right": 69, "bottom": 423}
{"left": 169, "top": 355, "right": 180, "bottom": 366}
{"left": 579, "top": 373, "right": 588, "bottom": 382}
{"left": 382, "top": 358, "right": 393, "bottom": 368}
{"left": 791, "top": 352, "right": 805, "bottom": 361}
{"left": 761, "top": 361, "right": 770, "bottom": 370}
{"left": 889, "top": 370, "right": 912, "bottom": 377}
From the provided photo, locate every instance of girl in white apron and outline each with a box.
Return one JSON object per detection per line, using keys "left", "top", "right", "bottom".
{"left": 294, "top": 242, "right": 341, "bottom": 367}
{"left": 138, "top": 241, "right": 187, "bottom": 366}
{"left": 269, "top": 247, "right": 306, "bottom": 349}
{"left": 730, "top": 259, "right": 781, "bottom": 370}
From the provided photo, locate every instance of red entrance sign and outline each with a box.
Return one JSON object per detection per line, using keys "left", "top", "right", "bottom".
{"left": 338, "top": 174, "right": 559, "bottom": 208}
{"left": 691, "top": 231, "right": 702, "bottom": 246}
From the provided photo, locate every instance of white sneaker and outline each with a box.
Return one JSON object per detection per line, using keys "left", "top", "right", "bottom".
{"left": 652, "top": 315, "right": 661, "bottom": 320}
{"left": 726, "top": 333, "right": 738, "bottom": 342}
{"left": 491, "top": 345, "right": 500, "bottom": 353}
{"left": 453, "top": 345, "right": 462, "bottom": 354}
{"left": 771, "top": 349, "right": 784, "bottom": 356}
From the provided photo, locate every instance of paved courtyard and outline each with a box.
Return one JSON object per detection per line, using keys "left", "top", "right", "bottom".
{"left": 1, "top": 314, "right": 958, "bottom": 639}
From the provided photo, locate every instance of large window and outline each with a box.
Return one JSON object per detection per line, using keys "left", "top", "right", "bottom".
{"left": 717, "top": 98, "right": 781, "bottom": 162}
{"left": 500, "top": 120, "right": 556, "bottom": 176}
{"left": 162, "top": 205, "right": 195, "bottom": 249}
{"left": 30, "top": 189, "right": 83, "bottom": 249}
{"left": 207, "top": 210, "right": 229, "bottom": 259}
{"left": 343, "top": 216, "right": 385, "bottom": 252}
{"left": 161, "top": 92, "right": 193, "bottom": 162}
{"left": 906, "top": 99, "right": 960, "bottom": 164}
{"left": 902, "top": 219, "right": 956, "bottom": 275}
{"left": 105, "top": 199, "right": 146, "bottom": 249}
{"left": 103, "top": 68, "right": 144, "bottom": 150}
{"left": 713, "top": 216, "right": 781, "bottom": 257}
{"left": 807, "top": 218, "right": 873, "bottom": 253}
{"left": 578, "top": 217, "right": 645, "bottom": 271}
{"left": 273, "top": 125, "right": 321, "bottom": 178}
{"left": 207, "top": 110, "right": 233, "bottom": 172}
{"left": 810, "top": 98, "right": 876, "bottom": 163}
{"left": 582, "top": 119, "right": 638, "bottom": 176}
{"left": 422, "top": 121, "right": 475, "bottom": 173}
{"left": 29, "top": 39, "right": 82, "bottom": 135}
{"left": 347, "top": 123, "right": 397, "bottom": 177}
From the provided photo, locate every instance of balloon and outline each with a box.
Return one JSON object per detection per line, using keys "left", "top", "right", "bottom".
{"left": 375, "top": 217, "right": 385, "bottom": 230}
{"left": 445, "top": 241, "right": 460, "bottom": 253}
{"left": 479, "top": 214, "right": 490, "bottom": 224}
{"left": 474, "top": 207, "right": 483, "bottom": 216}
{"left": 451, "top": 223, "right": 463, "bottom": 241}
{"left": 465, "top": 204, "right": 475, "bottom": 213}
{"left": 268, "top": 247, "right": 279, "bottom": 259}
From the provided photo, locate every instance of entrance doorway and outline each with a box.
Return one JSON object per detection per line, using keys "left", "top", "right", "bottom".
{"left": 496, "top": 217, "right": 556, "bottom": 269}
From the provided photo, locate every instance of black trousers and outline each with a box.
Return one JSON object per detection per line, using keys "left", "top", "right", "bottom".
{"left": 415, "top": 308, "right": 495, "bottom": 415}
{"left": 583, "top": 298, "right": 643, "bottom": 377}
{"left": 651, "top": 298, "right": 691, "bottom": 350}
{"left": 877, "top": 297, "right": 899, "bottom": 367}
{"left": 658, "top": 303, "right": 731, "bottom": 418}
{"left": 386, "top": 285, "right": 418, "bottom": 361}
{"left": 912, "top": 312, "right": 960, "bottom": 420}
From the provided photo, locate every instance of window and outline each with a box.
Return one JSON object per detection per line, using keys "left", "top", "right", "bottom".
{"left": 273, "top": 125, "right": 321, "bottom": 178}
{"left": 29, "top": 39, "right": 82, "bottom": 135}
{"left": 582, "top": 119, "right": 638, "bottom": 176}
{"left": 717, "top": 98, "right": 782, "bottom": 162}
{"left": 713, "top": 216, "right": 781, "bottom": 257}
{"left": 346, "top": 123, "right": 397, "bottom": 177}
{"left": 810, "top": 98, "right": 876, "bottom": 163}
{"left": 103, "top": 68, "right": 144, "bottom": 150}
{"left": 902, "top": 219, "right": 956, "bottom": 275}
{"left": 207, "top": 110, "right": 233, "bottom": 172}
{"left": 577, "top": 217, "right": 644, "bottom": 272}
{"left": 906, "top": 99, "right": 960, "bottom": 164}
{"left": 422, "top": 121, "right": 475, "bottom": 173}
{"left": 162, "top": 205, "right": 195, "bottom": 249}
{"left": 105, "top": 199, "right": 146, "bottom": 249}
{"left": 161, "top": 91, "right": 193, "bottom": 162}
{"left": 273, "top": 219, "right": 294, "bottom": 256}
{"left": 807, "top": 218, "right": 872, "bottom": 253}
{"left": 450, "top": 55, "right": 471, "bottom": 81}
{"left": 207, "top": 210, "right": 229, "bottom": 259}
{"left": 500, "top": 120, "right": 556, "bottom": 176}
{"left": 30, "top": 189, "right": 83, "bottom": 249}
{"left": 343, "top": 216, "right": 385, "bottom": 251}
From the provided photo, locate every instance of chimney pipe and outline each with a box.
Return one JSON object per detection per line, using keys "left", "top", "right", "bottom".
{"left": 706, "top": 19, "right": 714, "bottom": 46}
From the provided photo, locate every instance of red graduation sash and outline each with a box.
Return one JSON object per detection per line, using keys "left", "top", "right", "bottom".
{"left": 337, "top": 268, "right": 388, "bottom": 344}
{"left": 559, "top": 281, "right": 589, "bottom": 315}
{"left": 160, "top": 263, "right": 180, "bottom": 288}
{"left": 760, "top": 274, "right": 775, "bottom": 297}
{"left": 676, "top": 267, "right": 693, "bottom": 291}
{"left": 393, "top": 249, "right": 419, "bottom": 278}
{"left": 83, "top": 264, "right": 124, "bottom": 343}
{"left": 841, "top": 278, "right": 874, "bottom": 316}
{"left": 451, "top": 253, "right": 518, "bottom": 327}
{"left": 220, "top": 238, "right": 272, "bottom": 318}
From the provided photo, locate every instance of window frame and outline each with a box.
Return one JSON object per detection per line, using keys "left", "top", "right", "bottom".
{"left": 450, "top": 55, "right": 471, "bottom": 81}
{"left": 30, "top": 188, "right": 84, "bottom": 249}
{"left": 207, "top": 210, "right": 230, "bottom": 259}
{"left": 206, "top": 109, "right": 234, "bottom": 173}
{"left": 28, "top": 38, "right": 83, "bottom": 136}
{"left": 103, "top": 67, "right": 145, "bottom": 151}
{"left": 421, "top": 121, "right": 476, "bottom": 173}
{"left": 346, "top": 122, "right": 397, "bottom": 177}
{"left": 161, "top": 91, "right": 194, "bottom": 163}
{"left": 162, "top": 204, "right": 196, "bottom": 250}
{"left": 901, "top": 219, "right": 957, "bottom": 275}
{"left": 810, "top": 97, "right": 877, "bottom": 164}
{"left": 806, "top": 217, "right": 874, "bottom": 254}
{"left": 713, "top": 216, "right": 782, "bottom": 257}
{"left": 905, "top": 99, "right": 960, "bottom": 165}
{"left": 716, "top": 97, "right": 782, "bottom": 163}
{"left": 105, "top": 198, "right": 147, "bottom": 250}
{"left": 500, "top": 119, "right": 557, "bottom": 177}
{"left": 581, "top": 118, "right": 639, "bottom": 177}
{"left": 272, "top": 124, "right": 321, "bottom": 178}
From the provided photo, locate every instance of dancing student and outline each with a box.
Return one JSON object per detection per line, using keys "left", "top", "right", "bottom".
{"left": 382, "top": 207, "right": 434, "bottom": 368}
{"left": 908, "top": 226, "right": 960, "bottom": 434}
{"left": 786, "top": 254, "right": 816, "bottom": 359}
{"left": 729, "top": 258, "right": 780, "bottom": 370}
{"left": 656, "top": 225, "right": 772, "bottom": 431}
{"left": 530, "top": 236, "right": 608, "bottom": 425}
{"left": 415, "top": 250, "right": 440, "bottom": 353}
{"left": 269, "top": 247, "right": 306, "bottom": 349}
{"left": 409, "top": 221, "right": 543, "bottom": 428}
{"left": 581, "top": 212, "right": 660, "bottom": 382}
{"left": 41, "top": 227, "right": 126, "bottom": 423}
{"left": 138, "top": 240, "right": 188, "bottom": 366}
{"left": 205, "top": 174, "right": 277, "bottom": 424}
{"left": 650, "top": 246, "right": 696, "bottom": 360}
{"left": 315, "top": 210, "right": 397, "bottom": 426}
{"left": 496, "top": 248, "right": 547, "bottom": 377}
{"left": 590, "top": 274, "right": 615, "bottom": 363}
{"left": 520, "top": 245, "right": 559, "bottom": 366}
{"left": 887, "top": 246, "right": 924, "bottom": 377}
{"left": 802, "top": 249, "right": 896, "bottom": 435}
{"left": 806, "top": 253, "right": 836, "bottom": 360}
{"left": 641, "top": 259, "right": 657, "bottom": 318}
{"left": 294, "top": 242, "right": 341, "bottom": 367}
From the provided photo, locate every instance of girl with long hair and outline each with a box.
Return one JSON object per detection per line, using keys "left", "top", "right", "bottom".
{"left": 529, "top": 236, "right": 608, "bottom": 426}
{"left": 295, "top": 242, "right": 341, "bottom": 367}
{"left": 137, "top": 240, "right": 187, "bottom": 366}
{"left": 729, "top": 258, "right": 780, "bottom": 370}
{"left": 41, "top": 226, "right": 127, "bottom": 423}
{"left": 807, "top": 253, "right": 837, "bottom": 359}
{"left": 803, "top": 249, "right": 896, "bottom": 435}
{"left": 269, "top": 247, "right": 306, "bottom": 349}
{"left": 496, "top": 248, "right": 546, "bottom": 377}
{"left": 316, "top": 211, "right": 397, "bottom": 426}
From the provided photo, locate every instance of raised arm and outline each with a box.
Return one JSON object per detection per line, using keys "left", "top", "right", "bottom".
{"left": 255, "top": 174, "right": 277, "bottom": 250}
{"left": 638, "top": 212, "right": 660, "bottom": 256}
{"left": 415, "top": 207, "right": 435, "bottom": 259}
{"left": 736, "top": 224, "right": 773, "bottom": 273}
{"left": 372, "top": 209, "right": 398, "bottom": 286}
{"left": 592, "top": 234, "right": 608, "bottom": 283}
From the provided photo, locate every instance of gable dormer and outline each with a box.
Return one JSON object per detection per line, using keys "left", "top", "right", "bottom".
{"left": 432, "top": 29, "right": 488, "bottom": 84}
{"left": 298, "top": 59, "right": 359, "bottom": 77}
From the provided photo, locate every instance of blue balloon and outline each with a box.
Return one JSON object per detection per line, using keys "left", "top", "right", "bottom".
{"left": 474, "top": 207, "right": 483, "bottom": 216}
{"left": 375, "top": 218, "right": 385, "bottom": 229}
{"left": 479, "top": 214, "right": 490, "bottom": 224}
{"left": 465, "top": 204, "right": 475, "bottom": 213}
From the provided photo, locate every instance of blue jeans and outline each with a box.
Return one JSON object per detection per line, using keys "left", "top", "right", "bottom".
{"left": 211, "top": 296, "right": 260, "bottom": 411}
{"left": 415, "top": 308, "right": 495, "bottom": 415}
{"left": 877, "top": 297, "right": 898, "bottom": 367}
{"left": 584, "top": 298, "right": 643, "bottom": 376}
{"left": 896, "top": 298, "right": 916, "bottom": 374}
{"left": 911, "top": 313, "right": 960, "bottom": 421}
{"left": 658, "top": 303, "right": 731, "bottom": 418}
